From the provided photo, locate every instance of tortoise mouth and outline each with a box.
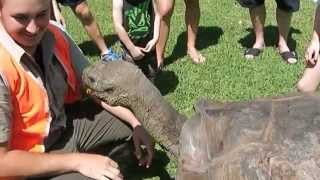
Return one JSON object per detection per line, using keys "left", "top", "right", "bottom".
{"left": 85, "top": 87, "right": 128, "bottom": 107}
{"left": 85, "top": 86, "right": 107, "bottom": 100}
{"left": 85, "top": 87, "right": 93, "bottom": 95}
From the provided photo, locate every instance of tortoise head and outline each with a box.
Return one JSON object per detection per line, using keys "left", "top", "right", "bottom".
{"left": 82, "top": 60, "right": 149, "bottom": 107}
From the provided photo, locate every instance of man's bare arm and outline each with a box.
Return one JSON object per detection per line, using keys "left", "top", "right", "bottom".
{"left": 0, "top": 143, "right": 77, "bottom": 178}
{"left": 0, "top": 144, "right": 122, "bottom": 179}
{"left": 94, "top": 97, "right": 141, "bottom": 128}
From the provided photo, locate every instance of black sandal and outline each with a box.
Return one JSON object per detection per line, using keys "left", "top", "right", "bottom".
{"left": 244, "top": 48, "right": 263, "bottom": 59}
{"left": 280, "top": 51, "right": 297, "bottom": 64}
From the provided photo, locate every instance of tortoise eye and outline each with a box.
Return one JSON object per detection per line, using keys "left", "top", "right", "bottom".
{"left": 88, "top": 75, "right": 96, "bottom": 84}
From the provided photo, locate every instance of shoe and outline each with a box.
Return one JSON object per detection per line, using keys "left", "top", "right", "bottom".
{"left": 101, "top": 49, "right": 121, "bottom": 62}
{"left": 279, "top": 51, "right": 297, "bottom": 64}
{"left": 244, "top": 48, "right": 263, "bottom": 60}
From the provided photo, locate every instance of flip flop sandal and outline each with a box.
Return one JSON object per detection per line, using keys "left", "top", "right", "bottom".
{"left": 280, "top": 51, "right": 297, "bottom": 64}
{"left": 244, "top": 48, "right": 263, "bottom": 59}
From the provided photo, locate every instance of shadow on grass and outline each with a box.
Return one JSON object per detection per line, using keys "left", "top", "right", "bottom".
{"left": 154, "top": 70, "right": 179, "bottom": 96}
{"left": 165, "top": 26, "right": 223, "bottom": 65}
{"left": 123, "top": 150, "right": 174, "bottom": 180}
{"left": 78, "top": 34, "right": 119, "bottom": 56}
{"left": 238, "top": 25, "right": 301, "bottom": 50}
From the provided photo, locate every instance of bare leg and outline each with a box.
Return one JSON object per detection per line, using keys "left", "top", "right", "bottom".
{"left": 297, "top": 60, "right": 320, "bottom": 93}
{"left": 245, "top": 4, "right": 265, "bottom": 59}
{"left": 276, "top": 8, "right": 296, "bottom": 63}
{"left": 184, "top": 0, "right": 204, "bottom": 64}
{"left": 156, "top": 0, "right": 175, "bottom": 68}
{"left": 71, "top": 1, "right": 108, "bottom": 55}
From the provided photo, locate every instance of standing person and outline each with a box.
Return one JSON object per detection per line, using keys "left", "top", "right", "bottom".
{"left": 54, "top": 0, "right": 120, "bottom": 61}
{"left": 0, "top": 0, "right": 154, "bottom": 179}
{"left": 112, "top": 0, "right": 161, "bottom": 81}
{"left": 238, "top": 0, "right": 300, "bottom": 64}
{"left": 297, "top": 2, "right": 320, "bottom": 92}
{"left": 156, "top": 0, "right": 204, "bottom": 67}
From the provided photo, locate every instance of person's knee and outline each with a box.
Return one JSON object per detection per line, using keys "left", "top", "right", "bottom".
{"left": 158, "top": 0, "right": 174, "bottom": 17}
{"left": 73, "top": 2, "right": 94, "bottom": 24}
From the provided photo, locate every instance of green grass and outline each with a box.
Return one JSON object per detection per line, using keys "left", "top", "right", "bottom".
{"left": 60, "top": 0, "right": 317, "bottom": 179}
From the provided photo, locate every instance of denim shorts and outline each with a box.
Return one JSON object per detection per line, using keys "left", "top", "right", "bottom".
{"left": 57, "top": 0, "right": 85, "bottom": 7}
{"left": 237, "top": 0, "right": 300, "bottom": 12}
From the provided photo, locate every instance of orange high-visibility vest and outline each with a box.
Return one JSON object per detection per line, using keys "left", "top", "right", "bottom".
{"left": 0, "top": 22, "right": 81, "bottom": 153}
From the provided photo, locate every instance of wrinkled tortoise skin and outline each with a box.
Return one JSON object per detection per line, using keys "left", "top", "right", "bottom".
{"left": 83, "top": 61, "right": 320, "bottom": 180}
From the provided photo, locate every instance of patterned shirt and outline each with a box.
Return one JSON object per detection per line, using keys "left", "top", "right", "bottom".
{"left": 123, "top": 0, "right": 154, "bottom": 46}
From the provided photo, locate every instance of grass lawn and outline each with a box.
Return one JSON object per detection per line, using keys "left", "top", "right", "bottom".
{"left": 60, "top": 0, "right": 317, "bottom": 179}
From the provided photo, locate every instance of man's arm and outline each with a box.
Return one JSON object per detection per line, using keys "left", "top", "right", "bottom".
{"left": 94, "top": 98, "right": 141, "bottom": 128}
{"left": 0, "top": 146, "right": 77, "bottom": 177}
{"left": 0, "top": 130, "right": 122, "bottom": 180}
{"left": 0, "top": 145, "right": 122, "bottom": 179}
{"left": 95, "top": 97, "right": 154, "bottom": 168}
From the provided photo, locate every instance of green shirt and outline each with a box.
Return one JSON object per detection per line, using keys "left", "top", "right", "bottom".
{"left": 123, "top": 0, "right": 154, "bottom": 46}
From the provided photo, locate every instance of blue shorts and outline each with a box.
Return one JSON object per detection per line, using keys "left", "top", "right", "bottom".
{"left": 57, "top": 0, "right": 85, "bottom": 7}
{"left": 238, "top": 0, "right": 300, "bottom": 12}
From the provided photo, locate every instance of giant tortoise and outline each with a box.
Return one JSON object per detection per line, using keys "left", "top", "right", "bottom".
{"left": 83, "top": 60, "right": 320, "bottom": 180}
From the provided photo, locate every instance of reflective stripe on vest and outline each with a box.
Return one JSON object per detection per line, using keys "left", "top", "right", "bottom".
{"left": 48, "top": 23, "right": 81, "bottom": 104}
{"left": 0, "top": 22, "right": 81, "bottom": 153}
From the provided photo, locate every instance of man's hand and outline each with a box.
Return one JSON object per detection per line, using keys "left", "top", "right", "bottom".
{"left": 75, "top": 153, "right": 123, "bottom": 180}
{"left": 305, "top": 38, "right": 320, "bottom": 66}
{"left": 132, "top": 126, "right": 154, "bottom": 168}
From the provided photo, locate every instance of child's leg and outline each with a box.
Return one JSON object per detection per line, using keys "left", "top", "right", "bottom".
{"left": 184, "top": 0, "right": 205, "bottom": 64}
{"left": 156, "top": 0, "right": 175, "bottom": 67}
{"left": 297, "top": 60, "right": 320, "bottom": 93}
{"left": 70, "top": 0, "right": 109, "bottom": 55}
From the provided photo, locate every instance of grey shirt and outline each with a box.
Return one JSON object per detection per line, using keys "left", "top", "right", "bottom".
{"left": 0, "top": 22, "right": 89, "bottom": 146}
